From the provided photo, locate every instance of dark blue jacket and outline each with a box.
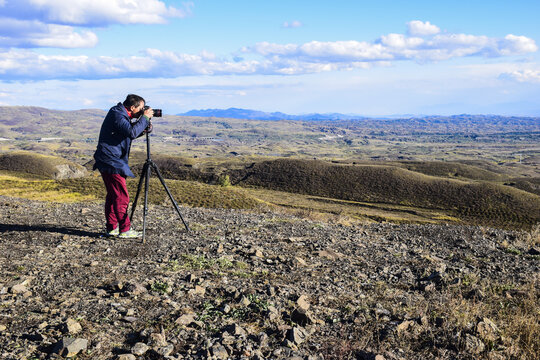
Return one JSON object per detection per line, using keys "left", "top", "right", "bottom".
{"left": 93, "top": 103, "right": 149, "bottom": 177}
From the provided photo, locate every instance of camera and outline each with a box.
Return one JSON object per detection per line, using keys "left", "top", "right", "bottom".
{"left": 143, "top": 105, "right": 162, "bottom": 117}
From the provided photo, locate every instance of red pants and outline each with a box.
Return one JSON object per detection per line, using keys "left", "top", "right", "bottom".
{"left": 101, "top": 172, "right": 131, "bottom": 233}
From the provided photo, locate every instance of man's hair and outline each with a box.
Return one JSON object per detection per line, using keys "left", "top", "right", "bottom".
{"left": 123, "top": 94, "right": 145, "bottom": 108}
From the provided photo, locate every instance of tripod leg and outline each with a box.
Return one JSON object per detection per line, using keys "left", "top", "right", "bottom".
{"left": 142, "top": 162, "right": 151, "bottom": 242}
{"left": 130, "top": 162, "right": 148, "bottom": 220}
{"left": 150, "top": 162, "right": 190, "bottom": 232}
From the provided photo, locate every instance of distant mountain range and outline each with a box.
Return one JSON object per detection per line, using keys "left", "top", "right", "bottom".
{"left": 179, "top": 108, "right": 540, "bottom": 121}
{"left": 179, "top": 108, "right": 369, "bottom": 121}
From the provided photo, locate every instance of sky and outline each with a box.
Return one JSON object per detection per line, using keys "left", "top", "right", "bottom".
{"left": 1, "top": 0, "right": 540, "bottom": 116}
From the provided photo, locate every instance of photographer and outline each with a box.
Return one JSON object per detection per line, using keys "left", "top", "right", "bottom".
{"left": 93, "top": 94, "right": 154, "bottom": 238}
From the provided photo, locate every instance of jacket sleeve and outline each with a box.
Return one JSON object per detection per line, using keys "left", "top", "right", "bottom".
{"left": 114, "top": 114, "right": 149, "bottom": 139}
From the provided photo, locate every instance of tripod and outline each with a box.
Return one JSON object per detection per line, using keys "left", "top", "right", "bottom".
{"left": 130, "top": 129, "right": 190, "bottom": 242}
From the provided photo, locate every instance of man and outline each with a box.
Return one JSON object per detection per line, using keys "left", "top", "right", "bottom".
{"left": 93, "top": 94, "right": 154, "bottom": 238}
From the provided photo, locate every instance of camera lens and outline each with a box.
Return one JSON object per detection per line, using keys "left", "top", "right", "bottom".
{"left": 153, "top": 109, "right": 162, "bottom": 117}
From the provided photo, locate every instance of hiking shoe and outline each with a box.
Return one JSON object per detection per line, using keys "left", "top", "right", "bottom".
{"left": 118, "top": 228, "right": 142, "bottom": 238}
{"left": 106, "top": 227, "right": 119, "bottom": 237}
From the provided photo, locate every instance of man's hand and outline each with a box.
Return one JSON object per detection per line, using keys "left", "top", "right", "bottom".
{"left": 144, "top": 121, "right": 153, "bottom": 134}
{"left": 143, "top": 107, "right": 154, "bottom": 118}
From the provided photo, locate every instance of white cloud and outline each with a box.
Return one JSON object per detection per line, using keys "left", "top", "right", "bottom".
{"left": 503, "top": 69, "right": 540, "bottom": 83}
{"left": 0, "top": 0, "right": 192, "bottom": 49}
{"left": 249, "top": 25, "right": 537, "bottom": 63}
{"left": 6, "top": 0, "right": 192, "bottom": 26}
{"left": 499, "top": 34, "right": 538, "bottom": 55}
{"left": 0, "top": 17, "right": 98, "bottom": 48}
{"left": 407, "top": 20, "right": 440, "bottom": 36}
{"left": 0, "top": 20, "right": 537, "bottom": 80}
{"left": 283, "top": 20, "right": 303, "bottom": 28}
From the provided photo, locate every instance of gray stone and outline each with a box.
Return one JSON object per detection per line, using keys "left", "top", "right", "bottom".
{"left": 228, "top": 324, "right": 247, "bottom": 336}
{"left": 176, "top": 313, "right": 197, "bottom": 326}
{"left": 53, "top": 337, "right": 88, "bottom": 357}
{"left": 131, "top": 342, "right": 150, "bottom": 355}
{"left": 286, "top": 326, "right": 308, "bottom": 345}
{"left": 157, "top": 344, "right": 174, "bottom": 356}
{"left": 211, "top": 343, "right": 229, "bottom": 359}
{"left": 266, "top": 306, "right": 280, "bottom": 321}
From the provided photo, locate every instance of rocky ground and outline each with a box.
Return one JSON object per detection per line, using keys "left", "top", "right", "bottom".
{"left": 0, "top": 195, "right": 538, "bottom": 360}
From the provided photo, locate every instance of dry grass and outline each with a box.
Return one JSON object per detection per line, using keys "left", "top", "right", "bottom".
{"left": 229, "top": 159, "right": 540, "bottom": 230}
{"left": 523, "top": 224, "right": 540, "bottom": 246}
{"left": 0, "top": 172, "right": 261, "bottom": 210}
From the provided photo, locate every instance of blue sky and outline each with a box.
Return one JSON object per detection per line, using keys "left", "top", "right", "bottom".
{"left": 1, "top": 0, "right": 540, "bottom": 116}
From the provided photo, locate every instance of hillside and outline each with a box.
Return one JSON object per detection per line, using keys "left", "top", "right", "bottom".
{"left": 0, "top": 196, "right": 538, "bottom": 359}
{"left": 1, "top": 152, "right": 537, "bottom": 230}
{"left": 229, "top": 159, "right": 540, "bottom": 230}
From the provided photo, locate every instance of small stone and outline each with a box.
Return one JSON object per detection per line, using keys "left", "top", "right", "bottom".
{"left": 217, "top": 243, "right": 224, "bottom": 253}
{"left": 114, "top": 281, "right": 124, "bottom": 291}
{"left": 148, "top": 333, "right": 167, "bottom": 347}
{"left": 126, "top": 282, "right": 147, "bottom": 295}
{"left": 254, "top": 249, "right": 264, "bottom": 258}
{"left": 131, "top": 342, "right": 150, "bottom": 355}
{"left": 239, "top": 295, "right": 251, "bottom": 306}
{"left": 0, "top": 324, "right": 7, "bottom": 332}
{"left": 65, "top": 318, "right": 82, "bottom": 335}
{"left": 229, "top": 324, "right": 247, "bottom": 336}
{"left": 397, "top": 320, "right": 415, "bottom": 334}
{"left": 465, "top": 334, "right": 485, "bottom": 354}
{"left": 266, "top": 286, "right": 276, "bottom": 296}
{"left": 188, "top": 285, "right": 206, "bottom": 296}
{"left": 10, "top": 284, "right": 28, "bottom": 294}
{"left": 477, "top": 318, "right": 500, "bottom": 342}
{"left": 221, "top": 304, "right": 231, "bottom": 314}
{"left": 117, "top": 354, "right": 136, "bottom": 360}
{"left": 211, "top": 343, "right": 229, "bottom": 359}
{"left": 375, "top": 355, "right": 386, "bottom": 360}
{"left": 266, "top": 306, "right": 280, "bottom": 321}
{"left": 287, "top": 326, "right": 308, "bottom": 345}
{"left": 294, "top": 257, "right": 307, "bottom": 267}
{"left": 317, "top": 249, "right": 342, "bottom": 260}
{"left": 90, "top": 261, "right": 99, "bottom": 267}
{"left": 296, "top": 295, "right": 310, "bottom": 311}
{"left": 95, "top": 289, "right": 107, "bottom": 297}
{"left": 157, "top": 344, "right": 174, "bottom": 356}
{"left": 176, "top": 313, "right": 197, "bottom": 326}
{"left": 53, "top": 337, "right": 88, "bottom": 357}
